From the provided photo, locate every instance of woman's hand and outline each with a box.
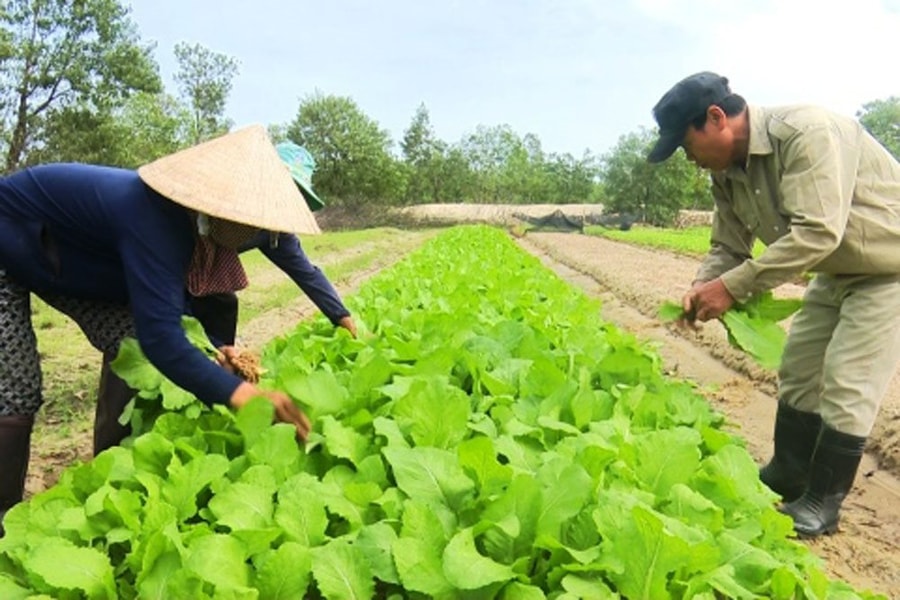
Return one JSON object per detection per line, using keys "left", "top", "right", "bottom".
{"left": 215, "top": 345, "right": 239, "bottom": 373}
{"left": 229, "top": 382, "right": 311, "bottom": 441}
{"left": 337, "top": 315, "right": 358, "bottom": 338}
{"left": 216, "top": 346, "right": 263, "bottom": 382}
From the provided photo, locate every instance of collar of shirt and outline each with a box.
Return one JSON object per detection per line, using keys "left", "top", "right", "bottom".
{"left": 724, "top": 105, "right": 773, "bottom": 178}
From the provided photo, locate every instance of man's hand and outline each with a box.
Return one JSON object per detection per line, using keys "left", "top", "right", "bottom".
{"left": 687, "top": 278, "right": 735, "bottom": 322}
{"left": 229, "top": 382, "right": 311, "bottom": 441}
{"left": 338, "top": 315, "right": 358, "bottom": 338}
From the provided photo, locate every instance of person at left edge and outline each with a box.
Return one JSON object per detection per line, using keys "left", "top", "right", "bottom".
{"left": 0, "top": 125, "right": 314, "bottom": 535}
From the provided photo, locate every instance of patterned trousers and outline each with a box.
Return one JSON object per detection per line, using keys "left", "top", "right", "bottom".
{"left": 0, "top": 269, "right": 134, "bottom": 417}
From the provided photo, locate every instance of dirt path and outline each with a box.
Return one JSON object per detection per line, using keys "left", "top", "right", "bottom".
{"left": 519, "top": 232, "right": 900, "bottom": 598}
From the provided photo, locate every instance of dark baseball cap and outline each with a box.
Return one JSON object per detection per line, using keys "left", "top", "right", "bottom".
{"left": 647, "top": 71, "right": 732, "bottom": 163}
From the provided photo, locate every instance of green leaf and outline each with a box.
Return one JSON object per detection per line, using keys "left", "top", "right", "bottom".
{"left": 184, "top": 533, "right": 250, "bottom": 589}
{"left": 234, "top": 397, "right": 276, "bottom": 447}
{"left": 382, "top": 446, "right": 475, "bottom": 511}
{"left": 719, "top": 291, "right": 802, "bottom": 370}
{"left": 162, "top": 454, "right": 230, "bottom": 520}
{"left": 720, "top": 311, "right": 788, "bottom": 370}
{"left": 110, "top": 337, "right": 162, "bottom": 393}
{"left": 25, "top": 538, "right": 117, "bottom": 600}
{"left": 245, "top": 424, "right": 304, "bottom": 482}
{"left": 181, "top": 315, "right": 218, "bottom": 356}
{"left": 457, "top": 436, "right": 513, "bottom": 498}
{"left": 393, "top": 537, "right": 454, "bottom": 596}
{"left": 443, "top": 527, "right": 516, "bottom": 590}
{"left": 254, "top": 542, "right": 312, "bottom": 599}
{"left": 207, "top": 482, "right": 275, "bottom": 531}
{"left": 631, "top": 428, "right": 702, "bottom": 497}
{"left": 608, "top": 505, "right": 689, "bottom": 599}
{"left": 481, "top": 475, "right": 542, "bottom": 563}
{"left": 392, "top": 376, "right": 470, "bottom": 449}
{"left": 355, "top": 522, "right": 401, "bottom": 585}
{"left": 0, "top": 576, "right": 31, "bottom": 600}
{"left": 311, "top": 539, "right": 374, "bottom": 600}
{"left": 281, "top": 369, "right": 351, "bottom": 418}
{"left": 536, "top": 462, "right": 593, "bottom": 539}
{"left": 561, "top": 574, "right": 618, "bottom": 598}
{"left": 658, "top": 300, "right": 686, "bottom": 322}
{"left": 275, "top": 474, "right": 329, "bottom": 547}
{"left": 320, "top": 415, "right": 372, "bottom": 467}
{"left": 499, "top": 581, "right": 548, "bottom": 599}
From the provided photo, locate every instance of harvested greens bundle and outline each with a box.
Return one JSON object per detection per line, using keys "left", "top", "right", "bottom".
{"left": 659, "top": 291, "right": 803, "bottom": 369}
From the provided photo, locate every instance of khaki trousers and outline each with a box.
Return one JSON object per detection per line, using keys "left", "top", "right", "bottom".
{"left": 779, "top": 273, "right": 900, "bottom": 436}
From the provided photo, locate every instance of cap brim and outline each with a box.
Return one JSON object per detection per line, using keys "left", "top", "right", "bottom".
{"left": 297, "top": 183, "right": 325, "bottom": 212}
{"left": 647, "top": 130, "right": 683, "bottom": 163}
{"left": 283, "top": 163, "right": 325, "bottom": 211}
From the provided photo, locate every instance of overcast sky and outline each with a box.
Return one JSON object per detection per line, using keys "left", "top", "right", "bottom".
{"left": 125, "top": 0, "right": 900, "bottom": 157}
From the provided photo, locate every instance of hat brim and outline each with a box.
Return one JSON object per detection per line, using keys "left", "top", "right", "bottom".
{"left": 137, "top": 125, "right": 321, "bottom": 234}
{"left": 647, "top": 129, "right": 684, "bottom": 163}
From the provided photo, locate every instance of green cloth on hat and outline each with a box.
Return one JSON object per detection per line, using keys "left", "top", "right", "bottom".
{"left": 276, "top": 141, "right": 325, "bottom": 211}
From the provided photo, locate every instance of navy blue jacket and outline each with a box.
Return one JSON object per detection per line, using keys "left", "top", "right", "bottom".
{"left": 243, "top": 231, "right": 350, "bottom": 325}
{"left": 0, "top": 163, "right": 244, "bottom": 405}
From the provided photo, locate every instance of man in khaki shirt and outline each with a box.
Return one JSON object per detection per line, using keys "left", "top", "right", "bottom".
{"left": 647, "top": 71, "right": 900, "bottom": 538}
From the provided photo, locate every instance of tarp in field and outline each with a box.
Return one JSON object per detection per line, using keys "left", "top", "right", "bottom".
{"left": 513, "top": 208, "right": 586, "bottom": 232}
{"left": 391, "top": 203, "right": 606, "bottom": 227}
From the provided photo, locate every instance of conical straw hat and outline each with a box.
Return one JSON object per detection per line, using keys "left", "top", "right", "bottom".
{"left": 137, "top": 124, "right": 321, "bottom": 234}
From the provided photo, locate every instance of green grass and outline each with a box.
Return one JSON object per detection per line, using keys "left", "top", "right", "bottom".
{"left": 31, "top": 298, "right": 102, "bottom": 422}
{"left": 239, "top": 227, "right": 409, "bottom": 275}
{"left": 585, "top": 225, "right": 765, "bottom": 258}
{"left": 237, "top": 228, "right": 432, "bottom": 325}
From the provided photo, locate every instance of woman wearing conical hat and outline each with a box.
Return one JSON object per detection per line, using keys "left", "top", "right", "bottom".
{"left": 188, "top": 142, "right": 357, "bottom": 350}
{"left": 0, "top": 125, "right": 317, "bottom": 534}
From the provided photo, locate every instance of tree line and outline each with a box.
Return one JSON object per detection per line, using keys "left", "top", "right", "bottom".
{"left": 1, "top": 0, "right": 897, "bottom": 225}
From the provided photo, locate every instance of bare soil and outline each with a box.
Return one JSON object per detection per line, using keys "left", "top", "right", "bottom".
{"left": 520, "top": 232, "right": 900, "bottom": 598}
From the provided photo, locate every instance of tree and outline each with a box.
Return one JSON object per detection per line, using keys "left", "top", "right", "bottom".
{"left": 173, "top": 42, "right": 238, "bottom": 144}
{"left": 29, "top": 91, "right": 191, "bottom": 167}
{"left": 601, "top": 128, "right": 710, "bottom": 226}
{"left": 0, "top": 0, "right": 160, "bottom": 172}
{"left": 401, "top": 103, "right": 448, "bottom": 204}
{"left": 857, "top": 97, "right": 900, "bottom": 160}
{"left": 286, "top": 91, "right": 405, "bottom": 206}
{"left": 460, "top": 124, "right": 526, "bottom": 203}
{"left": 543, "top": 151, "right": 601, "bottom": 204}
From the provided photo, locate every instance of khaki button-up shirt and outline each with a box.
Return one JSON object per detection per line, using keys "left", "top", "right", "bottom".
{"left": 696, "top": 104, "right": 900, "bottom": 301}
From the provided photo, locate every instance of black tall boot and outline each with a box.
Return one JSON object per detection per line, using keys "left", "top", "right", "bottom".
{"left": 780, "top": 424, "right": 866, "bottom": 537}
{"left": 93, "top": 349, "right": 135, "bottom": 456}
{"left": 0, "top": 414, "right": 34, "bottom": 537}
{"left": 759, "top": 403, "right": 822, "bottom": 502}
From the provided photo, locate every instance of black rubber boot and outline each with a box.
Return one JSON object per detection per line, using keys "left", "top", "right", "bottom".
{"left": 759, "top": 403, "right": 822, "bottom": 502}
{"left": 93, "top": 349, "right": 135, "bottom": 456}
{"left": 780, "top": 425, "right": 866, "bottom": 538}
{"left": 0, "top": 414, "right": 34, "bottom": 537}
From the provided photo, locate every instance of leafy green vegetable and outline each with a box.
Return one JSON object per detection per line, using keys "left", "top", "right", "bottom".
{"left": 660, "top": 292, "right": 802, "bottom": 370}
{"left": 722, "top": 292, "right": 802, "bottom": 370}
{"left": 1, "top": 228, "right": 882, "bottom": 600}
